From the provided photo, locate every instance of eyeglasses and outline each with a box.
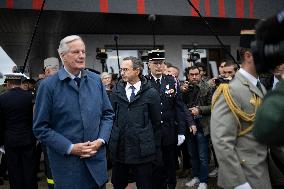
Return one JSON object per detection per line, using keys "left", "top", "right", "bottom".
{"left": 68, "top": 49, "right": 86, "bottom": 55}
{"left": 119, "top": 68, "right": 134, "bottom": 73}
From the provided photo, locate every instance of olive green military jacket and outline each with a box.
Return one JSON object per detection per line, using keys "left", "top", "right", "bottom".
{"left": 254, "top": 79, "right": 284, "bottom": 145}
{"left": 210, "top": 71, "right": 271, "bottom": 189}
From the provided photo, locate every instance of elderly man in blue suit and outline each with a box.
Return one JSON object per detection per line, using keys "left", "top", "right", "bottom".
{"left": 33, "top": 35, "right": 114, "bottom": 189}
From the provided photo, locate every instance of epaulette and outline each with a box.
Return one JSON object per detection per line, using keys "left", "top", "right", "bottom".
{"left": 212, "top": 83, "right": 262, "bottom": 137}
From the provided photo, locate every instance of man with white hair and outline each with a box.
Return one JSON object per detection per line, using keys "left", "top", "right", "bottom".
{"left": 33, "top": 35, "right": 114, "bottom": 189}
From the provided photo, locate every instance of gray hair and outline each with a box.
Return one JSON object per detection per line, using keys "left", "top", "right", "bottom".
{"left": 100, "top": 72, "right": 112, "bottom": 79}
{"left": 58, "top": 35, "right": 83, "bottom": 55}
{"left": 123, "top": 56, "right": 144, "bottom": 75}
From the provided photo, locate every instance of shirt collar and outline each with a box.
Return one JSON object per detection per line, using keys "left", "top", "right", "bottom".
{"left": 125, "top": 80, "right": 141, "bottom": 90}
{"left": 273, "top": 75, "right": 279, "bottom": 89}
{"left": 151, "top": 74, "right": 162, "bottom": 81}
{"left": 239, "top": 68, "right": 259, "bottom": 86}
{"left": 64, "top": 67, "right": 81, "bottom": 79}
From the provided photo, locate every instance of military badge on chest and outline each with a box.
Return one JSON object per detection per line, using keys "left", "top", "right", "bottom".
{"left": 164, "top": 84, "right": 176, "bottom": 97}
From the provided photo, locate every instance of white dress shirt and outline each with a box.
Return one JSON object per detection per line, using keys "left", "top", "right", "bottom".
{"left": 272, "top": 75, "right": 279, "bottom": 90}
{"left": 238, "top": 68, "right": 260, "bottom": 87}
{"left": 151, "top": 74, "right": 162, "bottom": 83}
{"left": 125, "top": 81, "right": 141, "bottom": 101}
{"left": 64, "top": 67, "right": 82, "bottom": 86}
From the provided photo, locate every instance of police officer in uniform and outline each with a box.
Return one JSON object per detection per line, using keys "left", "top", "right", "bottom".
{"left": 147, "top": 50, "right": 193, "bottom": 189}
{"left": 0, "top": 73, "right": 37, "bottom": 189}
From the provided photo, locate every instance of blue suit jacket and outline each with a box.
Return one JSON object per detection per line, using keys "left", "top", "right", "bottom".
{"left": 33, "top": 68, "right": 114, "bottom": 188}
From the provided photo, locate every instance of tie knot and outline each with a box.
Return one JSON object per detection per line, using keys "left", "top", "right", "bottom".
{"left": 130, "top": 85, "right": 135, "bottom": 90}
{"left": 156, "top": 79, "right": 160, "bottom": 84}
{"left": 74, "top": 77, "right": 81, "bottom": 87}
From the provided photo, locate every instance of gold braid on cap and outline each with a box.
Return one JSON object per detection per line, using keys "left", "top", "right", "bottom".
{"left": 212, "top": 84, "right": 262, "bottom": 137}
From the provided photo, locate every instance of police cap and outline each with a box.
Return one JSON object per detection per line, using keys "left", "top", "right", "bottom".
{"left": 148, "top": 50, "right": 165, "bottom": 61}
{"left": 44, "top": 57, "right": 59, "bottom": 70}
{"left": 4, "top": 73, "right": 26, "bottom": 81}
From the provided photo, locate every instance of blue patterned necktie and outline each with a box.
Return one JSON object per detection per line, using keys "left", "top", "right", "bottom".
{"left": 74, "top": 77, "right": 81, "bottom": 87}
{"left": 129, "top": 85, "right": 136, "bottom": 102}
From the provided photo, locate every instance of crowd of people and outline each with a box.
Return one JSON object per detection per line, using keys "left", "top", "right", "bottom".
{"left": 0, "top": 33, "right": 283, "bottom": 189}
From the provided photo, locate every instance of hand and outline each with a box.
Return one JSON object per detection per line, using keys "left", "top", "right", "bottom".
{"left": 88, "top": 140, "right": 103, "bottom": 152}
{"left": 189, "top": 125, "right": 197, "bottom": 135}
{"left": 180, "top": 82, "right": 189, "bottom": 92}
{"left": 189, "top": 107, "right": 200, "bottom": 116}
{"left": 208, "top": 77, "right": 217, "bottom": 87}
{"left": 177, "top": 135, "right": 185, "bottom": 146}
{"left": 70, "top": 141, "right": 96, "bottom": 158}
{"left": 234, "top": 182, "right": 252, "bottom": 189}
{"left": 80, "top": 140, "right": 104, "bottom": 158}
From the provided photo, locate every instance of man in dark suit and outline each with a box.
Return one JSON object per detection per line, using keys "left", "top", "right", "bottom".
{"left": 147, "top": 50, "right": 194, "bottom": 189}
{"left": 109, "top": 56, "right": 161, "bottom": 189}
{"left": 0, "top": 73, "right": 37, "bottom": 189}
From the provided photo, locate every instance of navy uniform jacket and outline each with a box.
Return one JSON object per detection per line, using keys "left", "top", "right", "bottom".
{"left": 146, "top": 75, "right": 193, "bottom": 146}
{"left": 0, "top": 87, "right": 35, "bottom": 147}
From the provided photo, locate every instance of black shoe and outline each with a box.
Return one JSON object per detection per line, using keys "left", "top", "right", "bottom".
{"left": 167, "top": 183, "right": 176, "bottom": 189}
{"left": 176, "top": 169, "right": 190, "bottom": 178}
{"left": 2, "top": 175, "right": 8, "bottom": 181}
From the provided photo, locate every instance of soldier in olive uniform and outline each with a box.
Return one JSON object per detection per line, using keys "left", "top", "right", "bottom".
{"left": 210, "top": 31, "right": 271, "bottom": 189}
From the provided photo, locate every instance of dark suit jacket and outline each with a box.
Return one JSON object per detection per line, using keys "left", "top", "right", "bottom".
{"left": 0, "top": 87, "right": 35, "bottom": 147}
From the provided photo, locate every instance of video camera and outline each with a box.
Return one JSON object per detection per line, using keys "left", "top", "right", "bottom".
{"left": 251, "top": 10, "right": 284, "bottom": 73}
{"left": 96, "top": 48, "right": 108, "bottom": 60}
{"left": 187, "top": 52, "right": 200, "bottom": 63}
{"left": 214, "top": 75, "right": 231, "bottom": 86}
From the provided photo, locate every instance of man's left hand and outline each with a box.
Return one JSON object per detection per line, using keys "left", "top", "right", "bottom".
{"left": 80, "top": 140, "right": 103, "bottom": 158}
{"left": 89, "top": 140, "right": 103, "bottom": 151}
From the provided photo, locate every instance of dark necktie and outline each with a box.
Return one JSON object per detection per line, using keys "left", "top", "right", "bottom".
{"left": 256, "top": 81, "right": 263, "bottom": 94}
{"left": 156, "top": 79, "right": 161, "bottom": 91}
{"left": 129, "top": 85, "right": 136, "bottom": 102}
{"left": 74, "top": 77, "right": 81, "bottom": 87}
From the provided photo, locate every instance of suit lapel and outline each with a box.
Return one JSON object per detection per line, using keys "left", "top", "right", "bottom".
{"left": 116, "top": 83, "right": 129, "bottom": 103}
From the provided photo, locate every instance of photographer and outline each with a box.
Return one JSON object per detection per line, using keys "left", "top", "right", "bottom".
{"left": 223, "top": 61, "right": 238, "bottom": 79}
{"left": 181, "top": 66, "right": 212, "bottom": 189}
{"left": 208, "top": 60, "right": 230, "bottom": 88}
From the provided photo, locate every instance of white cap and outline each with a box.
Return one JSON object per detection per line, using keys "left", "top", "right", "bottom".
{"left": 44, "top": 57, "right": 59, "bottom": 70}
{"left": 4, "top": 73, "right": 26, "bottom": 80}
